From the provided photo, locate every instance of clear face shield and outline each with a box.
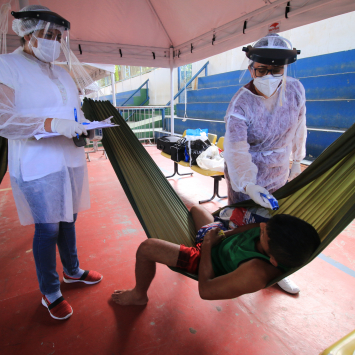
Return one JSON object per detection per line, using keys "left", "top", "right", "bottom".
{"left": 11, "top": 8, "right": 100, "bottom": 97}
{"left": 238, "top": 34, "right": 300, "bottom": 104}
{"left": 11, "top": 9, "right": 70, "bottom": 63}
{"left": 27, "top": 21, "right": 68, "bottom": 64}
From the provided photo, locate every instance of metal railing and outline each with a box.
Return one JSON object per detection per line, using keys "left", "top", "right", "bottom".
{"left": 121, "top": 79, "right": 149, "bottom": 107}
{"left": 166, "top": 61, "right": 209, "bottom": 106}
{"left": 116, "top": 105, "right": 169, "bottom": 143}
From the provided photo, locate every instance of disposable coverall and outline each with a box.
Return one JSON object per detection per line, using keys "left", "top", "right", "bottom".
{"left": 0, "top": 47, "right": 90, "bottom": 225}
{"left": 223, "top": 77, "right": 306, "bottom": 205}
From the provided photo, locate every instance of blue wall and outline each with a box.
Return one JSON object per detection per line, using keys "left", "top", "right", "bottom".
{"left": 173, "top": 49, "right": 355, "bottom": 160}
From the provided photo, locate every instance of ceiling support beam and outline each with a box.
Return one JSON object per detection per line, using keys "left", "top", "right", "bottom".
{"left": 145, "top": 0, "right": 174, "bottom": 47}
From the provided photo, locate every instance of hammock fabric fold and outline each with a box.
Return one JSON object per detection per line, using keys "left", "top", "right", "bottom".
{"left": 82, "top": 98, "right": 355, "bottom": 286}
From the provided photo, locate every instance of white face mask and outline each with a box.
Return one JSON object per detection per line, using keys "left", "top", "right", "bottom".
{"left": 32, "top": 37, "right": 61, "bottom": 63}
{"left": 253, "top": 75, "right": 283, "bottom": 98}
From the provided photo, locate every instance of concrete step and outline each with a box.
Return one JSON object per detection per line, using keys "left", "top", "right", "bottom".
{"left": 197, "top": 49, "right": 355, "bottom": 89}
{"left": 176, "top": 100, "right": 355, "bottom": 130}
{"left": 190, "top": 73, "right": 355, "bottom": 102}
{"left": 101, "top": 88, "right": 148, "bottom": 106}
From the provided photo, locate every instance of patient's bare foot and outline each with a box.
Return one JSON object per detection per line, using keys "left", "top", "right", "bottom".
{"left": 111, "top": 289, "right": 148, "bottom": 306}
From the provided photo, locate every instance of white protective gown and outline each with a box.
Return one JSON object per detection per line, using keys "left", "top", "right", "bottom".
{"left": 223, "top": 77, "right": 307, "bottom": 204}
{"left": 0, "top": 48, "right": 90, "bottom": 225}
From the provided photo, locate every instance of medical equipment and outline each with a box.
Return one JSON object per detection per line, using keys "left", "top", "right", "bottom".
{"left": 260, "top": 193, "right": 279, "bottom": 211}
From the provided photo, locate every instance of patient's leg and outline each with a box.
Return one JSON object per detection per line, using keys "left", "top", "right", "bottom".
{"left": 190, "top": 205, "right": 214, "bottom": 233}
{"left": 112, "top": 239, "right": 180, "bottom": 305}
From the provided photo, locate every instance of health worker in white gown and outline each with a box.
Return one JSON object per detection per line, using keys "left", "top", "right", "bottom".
{"left": 0, "top": 5, "right": 102, "bottom": 321}
{"left": 223, "top": 34, "right": 307, "bottom": 295}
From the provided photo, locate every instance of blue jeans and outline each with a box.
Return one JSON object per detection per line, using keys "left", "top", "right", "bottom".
{"left": 33, "top": 214, "right": 80, "bottom": 295}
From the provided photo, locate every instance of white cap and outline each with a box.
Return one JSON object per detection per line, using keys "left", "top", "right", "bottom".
{"left": 12, "top": 5, "right": 51, "bottom": 37}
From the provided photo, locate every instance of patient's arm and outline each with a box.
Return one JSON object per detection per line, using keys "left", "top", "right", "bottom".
{"left": 198, "top": 257, "right": 282, "bottom": 300}
{"left": 198, "top": 228, "right": 282, "bottom": 300}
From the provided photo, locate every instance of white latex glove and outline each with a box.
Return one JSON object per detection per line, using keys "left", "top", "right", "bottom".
{"left": 289, "top": 161, "right": 301, "bottom": 180}
{"left": 51, "top": 118, "right": 87, "bottom": 139}
{"left": 245, "top": 183, "right": 272, "bottom": 209}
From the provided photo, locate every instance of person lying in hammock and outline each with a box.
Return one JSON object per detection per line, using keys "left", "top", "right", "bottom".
{"left": 112, "top": 205, "right": 320, "bottom": 305}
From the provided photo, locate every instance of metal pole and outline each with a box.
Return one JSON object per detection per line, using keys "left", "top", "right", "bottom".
{"left": 169, "top": 47, "right": 174, "bottom": 135}
{"left": 111, "top": 72, "right": 116, "bottom": 107}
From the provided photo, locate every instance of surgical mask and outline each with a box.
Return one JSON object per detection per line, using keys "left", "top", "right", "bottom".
{"left": 253, "top": 75, "right": 283, "bottom": 98}
{"left": 32, "top": 37, "right": 61, "bottom": 62}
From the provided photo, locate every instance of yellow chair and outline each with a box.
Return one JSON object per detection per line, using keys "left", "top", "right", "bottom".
{"left": 320, "top": 330, "right": 355, "bottom": 355}
{"left": 208, "top": 133, "right": 217, "bottom": 145}
{"left": 216, "top": 136, "right": 224, "bottom": 150}
{"left": 190, "top": 136, "right": 227, "bottom": 204}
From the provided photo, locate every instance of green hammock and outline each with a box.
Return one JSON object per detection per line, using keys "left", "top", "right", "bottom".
{"left": 82, "top": 98, "right": 355, "bottom": 287}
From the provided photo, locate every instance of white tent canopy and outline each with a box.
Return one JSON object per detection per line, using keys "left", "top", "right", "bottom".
{"left": 4, "top": 0, "right": 355, "bottom": 68}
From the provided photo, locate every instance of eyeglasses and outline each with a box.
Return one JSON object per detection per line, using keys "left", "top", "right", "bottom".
{"left": 34, "top": 29, "right": 62, "bottom": 42}
{"left": 252, "top": 66, "right": 284, "bottom": 77}
{"left": 43, "top": 32, "right": 62, "bottom": 42}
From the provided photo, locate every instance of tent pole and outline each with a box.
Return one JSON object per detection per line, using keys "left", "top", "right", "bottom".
{"left": 169, "top": 47, "right": 174, "bottom": 135}
{"left": 111, "top": 72, "right": 116, "bottom": 107}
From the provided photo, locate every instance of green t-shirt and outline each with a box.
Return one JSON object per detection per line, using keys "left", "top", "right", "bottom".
{"left": 211, "top": 227, "right": 290, "bottom": 277}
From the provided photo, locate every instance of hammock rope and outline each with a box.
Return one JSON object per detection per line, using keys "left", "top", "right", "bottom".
{"left": 82, "top": 98, "right": 355, "bottom": 286}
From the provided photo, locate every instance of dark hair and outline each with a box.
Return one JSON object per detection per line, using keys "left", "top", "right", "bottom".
{"left": 266, "top": 214, "right": 320, "bottom": 268}
{"left": 20, "top": 37, "right": 26, "bottom": 46}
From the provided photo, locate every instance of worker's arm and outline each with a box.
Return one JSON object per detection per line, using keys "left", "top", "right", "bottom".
{"left": 198, "top": 228, "right": 282, "bottom": 300}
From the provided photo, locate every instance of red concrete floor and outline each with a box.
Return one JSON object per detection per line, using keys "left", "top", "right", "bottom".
{"left": 0, "top": 146, "right": 355, "bottom": 355}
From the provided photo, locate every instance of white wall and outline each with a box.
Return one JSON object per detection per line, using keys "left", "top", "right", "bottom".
{"left": 192, "top": 11, "right": 355, "bottom": 77}
{"left": 99, "top": 11, "right": 355, "bottom": 104}
{"left": 98, "top": 68, "right": 179, "bottom": 106}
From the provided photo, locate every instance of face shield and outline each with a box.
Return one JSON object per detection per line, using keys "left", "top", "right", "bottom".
{"left": 11, "top": 6, "right": 100, "bottom": 97}
{"left": 12, "top": 9, "right": 70, "bottom": 64}
{"left": 238, "top": 34, "right": 300, "bottom": 104}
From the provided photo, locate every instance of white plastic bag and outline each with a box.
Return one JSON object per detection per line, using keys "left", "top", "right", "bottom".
{"left": 196, "top": 145, "right": 224, "bottom": 172}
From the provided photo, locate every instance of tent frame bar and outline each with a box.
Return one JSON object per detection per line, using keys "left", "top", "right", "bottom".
{"left": 145, "top": 0, "right": 173, "bottom": 46}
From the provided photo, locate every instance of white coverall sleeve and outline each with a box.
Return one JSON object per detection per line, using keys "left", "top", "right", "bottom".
{"left": 224, "top": 112, "right": 258, "bottom": 193}
{"left": 0, "top": 58, "right": 47, "bottom": 140}
{"left": 291, "top": 84, "right": 307, "bottom": 162}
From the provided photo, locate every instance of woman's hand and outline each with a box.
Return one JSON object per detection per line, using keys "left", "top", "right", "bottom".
{"left": 44, "top": 118, "right": 53, "bottom": 132}
{"left": 203, "top": 228, "right": 226, "bottom": 247}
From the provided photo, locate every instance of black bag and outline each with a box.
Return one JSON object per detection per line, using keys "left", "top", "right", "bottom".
{"left": 186, "top": 139, "right": 211, "bottom": 165}
{"left": 157, "top": 135, "right": 181, "bottom": 155}
{"left": 170, "top": 138, "right": 186, "bottom": 162}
